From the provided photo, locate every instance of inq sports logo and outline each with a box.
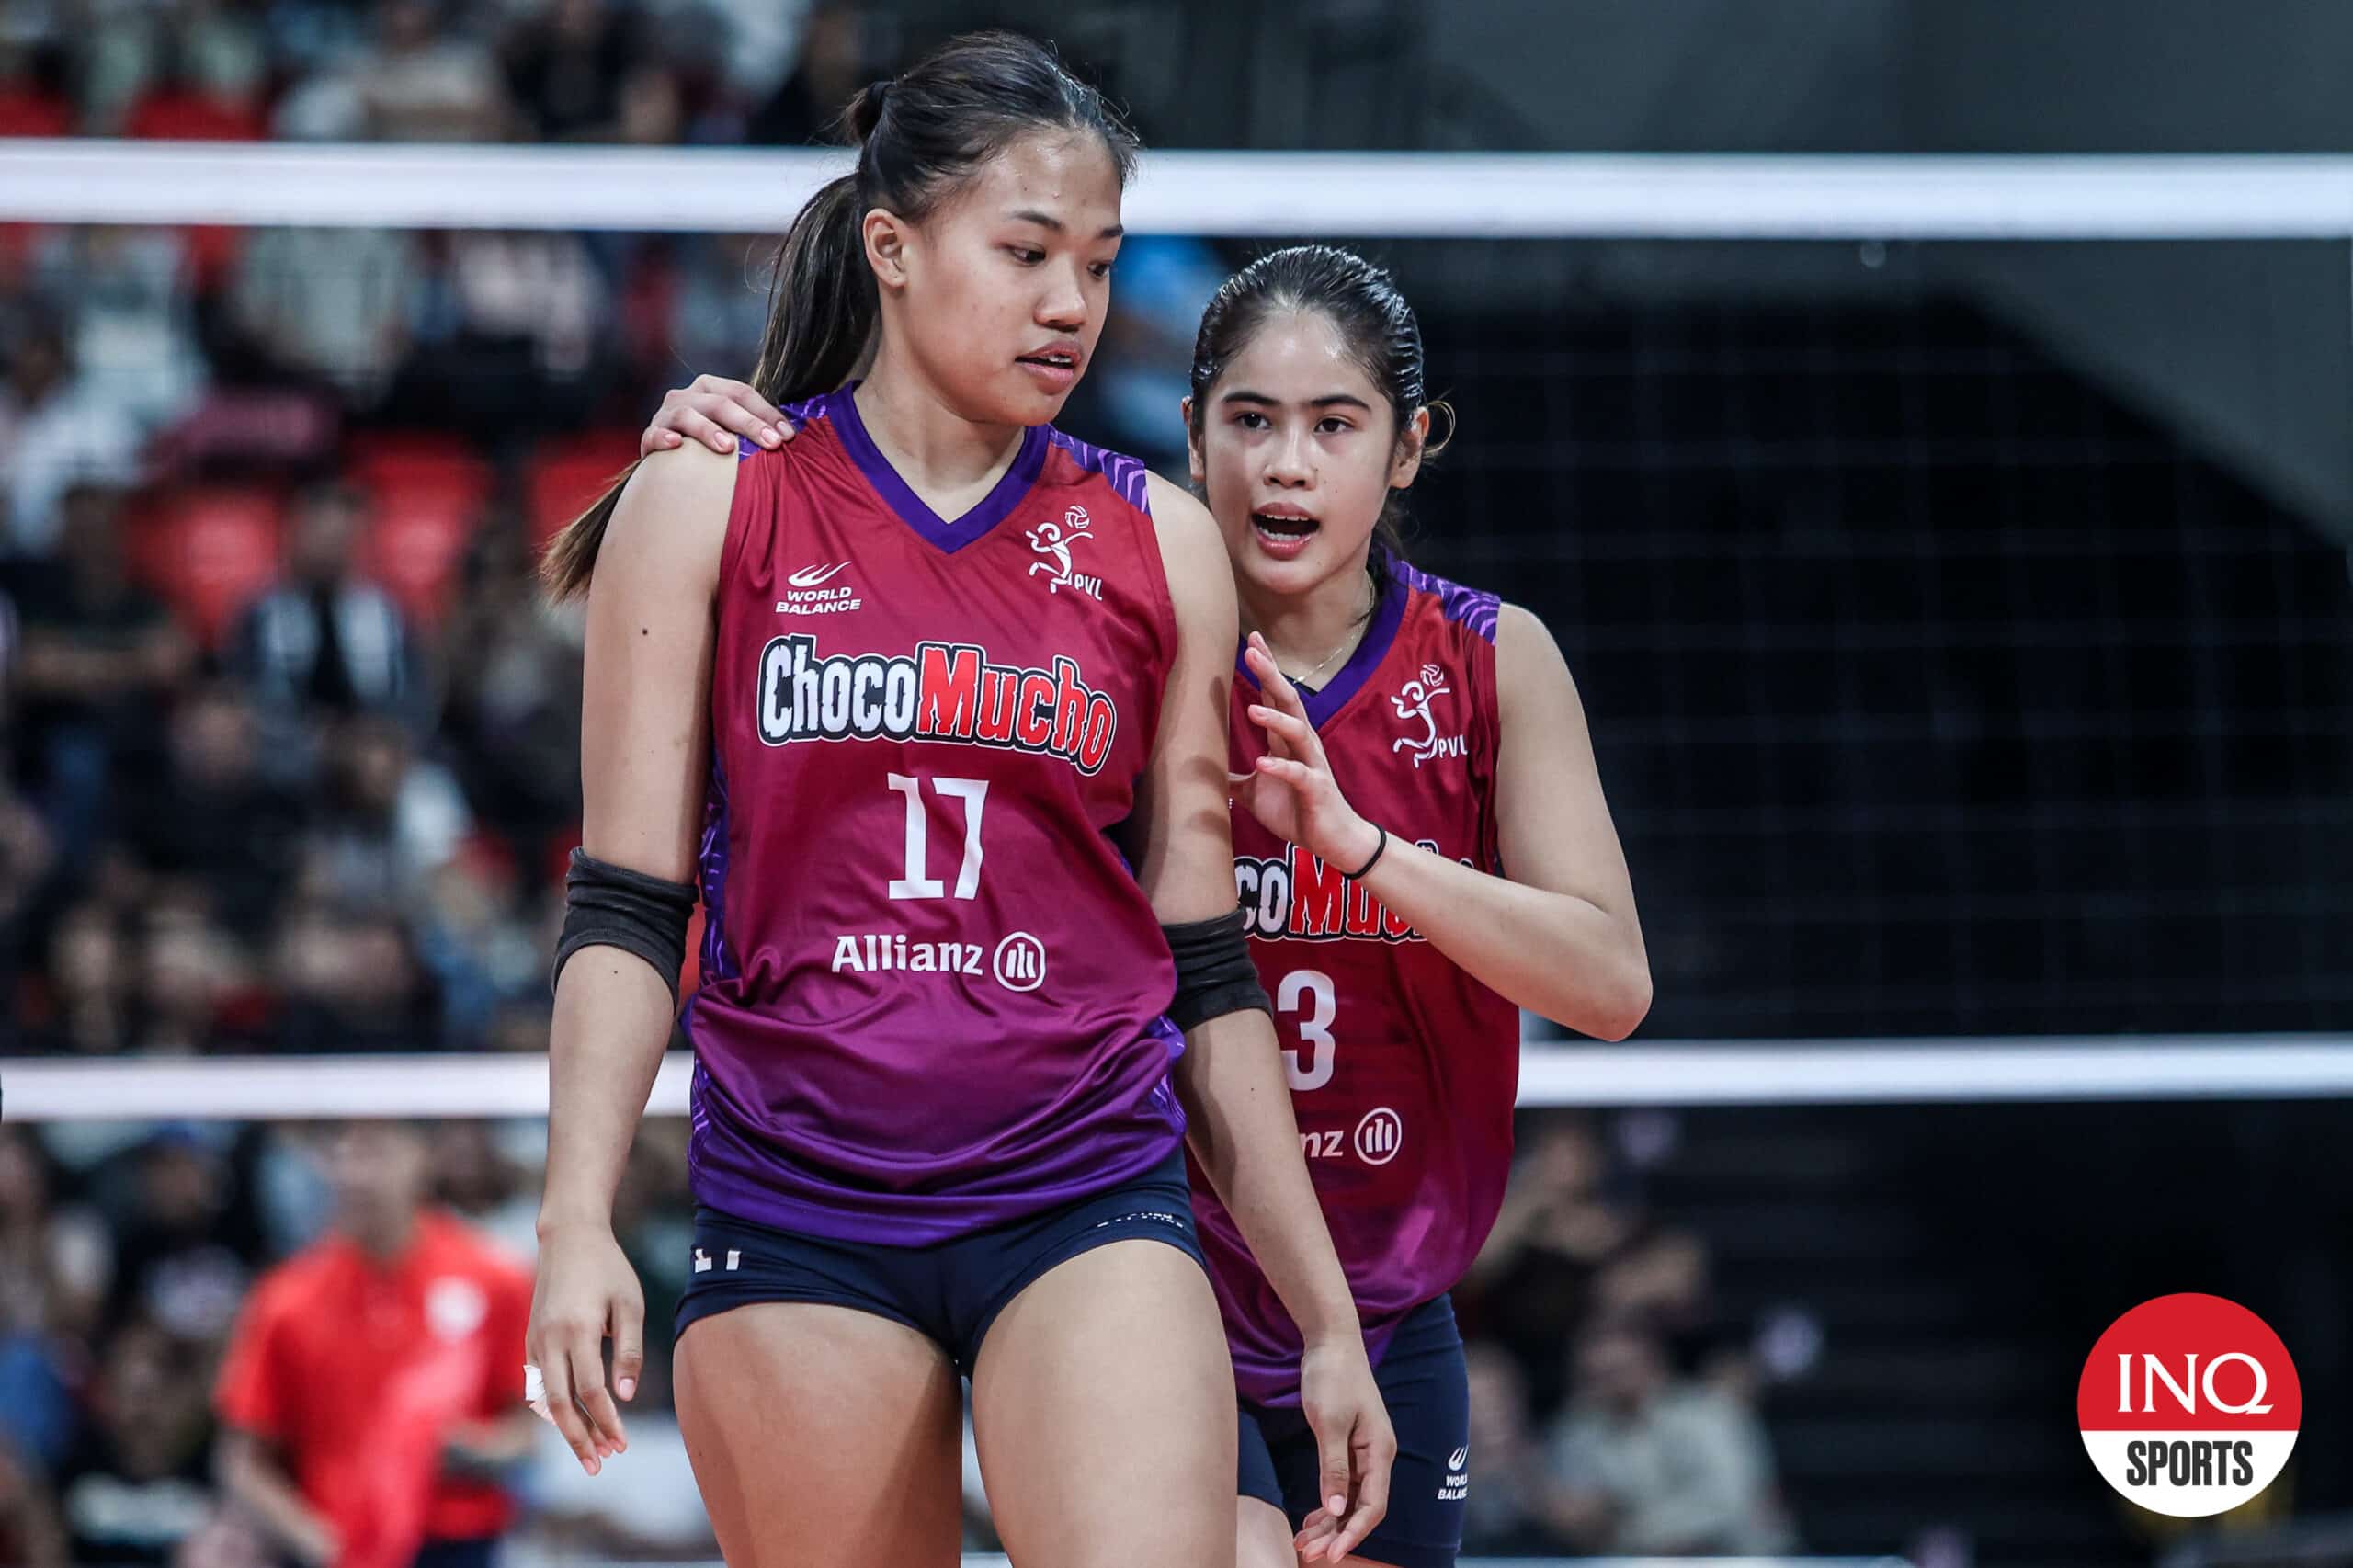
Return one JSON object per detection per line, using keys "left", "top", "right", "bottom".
{"left": 2077, "top": 1293, "right": 2299, "bottom": 1517}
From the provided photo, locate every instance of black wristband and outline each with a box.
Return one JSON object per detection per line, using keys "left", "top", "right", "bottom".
{"left": 1345, "top": 824, "right": 1389, "bottom": 881}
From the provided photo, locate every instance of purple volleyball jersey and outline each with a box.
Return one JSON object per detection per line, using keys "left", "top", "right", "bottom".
{"left": 685, "top": 389, "right": 1187, "bottom": 1244}
{"left": 1195, "top": 557, "right": 1521, "bottom": 1405}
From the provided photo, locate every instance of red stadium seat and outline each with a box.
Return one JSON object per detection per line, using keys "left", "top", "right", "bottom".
{"left": 347, "top": 432, "right": 494, "bottom": 506}
{"left": 344, "top": 437, "right": 494, "bottom": 624}
{"left": 130, "top": 486, "right": 286, "bottom": 649}
{"left": 526, "top": 432, "right": 641, "bottom": 551}
{"left": 363, "top": 490, "right": 475, "bottom": 627}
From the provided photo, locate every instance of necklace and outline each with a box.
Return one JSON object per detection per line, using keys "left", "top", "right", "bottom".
{"left": 1271, "top": 579, "right": 1376, "bottom": 688}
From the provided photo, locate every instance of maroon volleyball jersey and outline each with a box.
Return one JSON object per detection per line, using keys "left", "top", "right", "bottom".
{"left": 685, "top": 388, "right": 1188, "bottom": 1244}
{"left": 1195, "top": 556, "right": 1521, "bottom": 1404}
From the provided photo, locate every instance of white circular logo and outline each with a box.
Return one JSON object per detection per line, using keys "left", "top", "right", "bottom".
{"left": 2078, "top": 1293, "right": 2299, "bottom": 1517}
{"left": 1354, "top": 1107, "right": 1404, "bottom": 1165}
{"left": 993, "top": 932, "right": 1048, "bottom": 992}
{"left": 426, "top": 1278, "right": 488, "bottom": 1341}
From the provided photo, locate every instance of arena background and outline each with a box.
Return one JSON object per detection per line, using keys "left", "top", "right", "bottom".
{"left": 2, "top": 2, "right": 2350, "bottom": 1565}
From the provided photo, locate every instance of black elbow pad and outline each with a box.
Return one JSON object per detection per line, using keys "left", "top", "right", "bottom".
{"left": 551, "top": 848, "right": 698, "bottom": 1007}
{"left": 1163, "top": 908, "right": 1272, "bottom": 1031}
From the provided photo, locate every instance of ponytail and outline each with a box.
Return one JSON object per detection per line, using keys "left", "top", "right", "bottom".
{"left": 540, "top": 173, "right": 878, "bottom": 601}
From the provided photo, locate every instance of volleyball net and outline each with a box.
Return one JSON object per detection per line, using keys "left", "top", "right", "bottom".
{"left": 2, "top": 138, "right": 2348, "bottom": 1109}
{"left": 5, "top": 140, "right": 2349, "bottom": 1568}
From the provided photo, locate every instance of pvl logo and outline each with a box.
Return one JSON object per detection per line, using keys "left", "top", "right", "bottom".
{"left": 2077, "top": 1293, "right": 2299, "bottom": 1517}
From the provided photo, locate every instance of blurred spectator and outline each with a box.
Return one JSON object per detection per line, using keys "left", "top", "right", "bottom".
{"left": 742, "top": 0, "right": 859, "bottom": 146}
{"left": 29, "top": 225, "right": 209, "bottom": 432}
{"left": 0, "top": 1430, "right": 68, "bottom": 1568}
{"left": 613, "top": 62, "right": 683, "bottom": 146}
{"left": 0, "top": 324, "right": 142, "bottom": 558}
{"left": 123, "top": 6, "right": 269, "bottom": 142}
{"left": 398, "top": 232, "right": 609, "bottom": 430}
{"left": 229, "top": 484, "right": 435, "bottom": 751}
{"left": 1461, "top": 1116, "right": 1636, "bottom": 1415}
{"left": 659, "top": 233, "right": 774, "bottom": 388}
{"left": 28, "top": 901, "right": 134, "bottom": 1055}
{"left": 120, "top": 904, "right": 256, "bottom": 1056}
{"left": 426, "top": 1122, "right": 538, "bottom": 1261}
{"left": 74, "top": 0, "right": 167, "bottom": 135}
{"left": 1459, "top": 1339, "right": 1563, "bottom": 1556}
{"left": 0, "top": 1126, "right": 108, "bottom": 1469}
{"left": 213, "top": 1120, "right": 535, "bottom": 1568}
{"left": 228, "top": 224, "right": 422, "bottom": 408}
{"left": 438, "top": 519, "right": 581, "bottom": 853}
{"left": 351, "top": 0, "right": 508, "bottom": 142}
{"left": 114, "top": 686, "right": 305, "bottom": 941}
{"left": 692, "top": 0, "right": 811, "bottom": 116}
{"left": 12, "top": 481, "right": 197, "bottom": 869}
{"left": 269, "top": 903, "right": 442, "bottom": 1052}
{"left": 1540, "top": 1316, "right": 1795, "bottom": 1556}
{"left": 52, "top": 1315, "right": 219, "bottom": 1565}
{"left": 502, "top": 0, "right": 631, "bottom": 142}
{"left": 1594, "top": 1221, "right": 1739, "bottom": 1385}
{"left": 415, "top": 842, "right": 544, "bottom": 1046}
{"left": 98, "top": 1127, "right": 256, "bottom": 1346}
{"left": 1072, "top": 234, "right": 1224, "bottom": 472}
{"left": 295, "top": 716, "right": 473, "bottom": 911}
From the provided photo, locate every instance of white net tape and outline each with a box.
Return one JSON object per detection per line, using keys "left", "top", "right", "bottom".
{"left": 7, "top": 1037, "right": 2351, "bottom": 1121}
{"left": 6, "top": 142, "right": 2353, "bottom": 236}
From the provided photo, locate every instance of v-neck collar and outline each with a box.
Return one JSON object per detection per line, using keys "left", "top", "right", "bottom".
{"left": 1235, "top": 557, "right": 1411, "bottom": 729}
{"left": 826, "top": 382, "right": 1050, "bottom": 554}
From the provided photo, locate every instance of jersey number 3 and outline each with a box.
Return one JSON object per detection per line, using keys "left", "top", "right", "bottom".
{"left": 1279, "top": 969, "right": 1336, "bottom": 1091}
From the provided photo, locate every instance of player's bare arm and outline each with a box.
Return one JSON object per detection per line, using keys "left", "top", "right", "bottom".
{"left": 532, "top": 440, "right": 733, "bottom": 1474}
{"left": 1135, "top": 472, "right": 1397, "bottom": 1560}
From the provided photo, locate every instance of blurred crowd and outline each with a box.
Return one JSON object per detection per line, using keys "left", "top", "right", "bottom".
{"left": 0, "top": 2, "right": 1796, "bottom": 1562}
{"left": 0, "top": 0, "right": 882, "bottom": 149}
{"left": 1, "top": 1105, "right": 1802, "bottom": 1565}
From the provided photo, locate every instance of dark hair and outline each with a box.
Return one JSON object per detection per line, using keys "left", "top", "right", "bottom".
{"left": 1187, "top": 244, "right": 1449, "bottom": 586}
{"left": 542, "top": 32, "right": 1139, "bottom": 599}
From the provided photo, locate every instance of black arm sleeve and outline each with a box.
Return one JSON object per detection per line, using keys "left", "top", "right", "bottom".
{"left": 551, "top": 848, "right": 699, "bottom": 1008}
{"left": 1162, "top": 908, "right": 1273, "bottom": 1032}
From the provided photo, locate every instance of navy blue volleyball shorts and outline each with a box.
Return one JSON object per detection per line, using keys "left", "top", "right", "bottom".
{"left": 1235, "top": 1294, "right": 1469, "bottom": 1568}
{"left": 675, "top": 1149, "right": 1205, "bottom": 1375}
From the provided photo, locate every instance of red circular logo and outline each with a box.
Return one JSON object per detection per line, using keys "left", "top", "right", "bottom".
{"left": 2077, "top": 1293, "right": 2298, "bottom": 1517}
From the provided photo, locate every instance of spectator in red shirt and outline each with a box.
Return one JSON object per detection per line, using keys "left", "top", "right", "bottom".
{"left": 213, "top": 1120, "right": 536, "bottom": 1568}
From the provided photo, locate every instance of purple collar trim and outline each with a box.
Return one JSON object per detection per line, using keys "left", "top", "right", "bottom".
{"left": 1235, "top": 558, "right": 1410, "bottom": 729}
{"left": 827, "top": 383, "right": 1050, "bottom": 554}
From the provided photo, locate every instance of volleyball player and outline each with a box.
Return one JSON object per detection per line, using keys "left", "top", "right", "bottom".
{"left": 650, "top": 242, "right": 1651, "bottom": 1568}
{"left": 532, "top": 38, "right": 1393, "bottom": 1568}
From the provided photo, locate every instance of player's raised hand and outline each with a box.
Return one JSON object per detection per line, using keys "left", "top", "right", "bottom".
{"left": 1295, "top": 1333, "right": 1396, "bottom": 1561}
{"left": 641, "top": 374, "right": 795, "bottom": 457}
{"left": 526, "top": 1219, "right": 644, "bottom": 1475}
{"left": 1238, "top": 632, "right": 1383, "bottom": 873}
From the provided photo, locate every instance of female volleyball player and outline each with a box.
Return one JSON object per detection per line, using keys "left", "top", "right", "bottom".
{"left": 533, "top": 39, "right": 1394, "bottom": 1568}
{"left": 1186, "top": 246, "right": 1651, "bottom": 1568}
{"left": 648, "top": 245, "right": 1649, "bottom": 1568}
